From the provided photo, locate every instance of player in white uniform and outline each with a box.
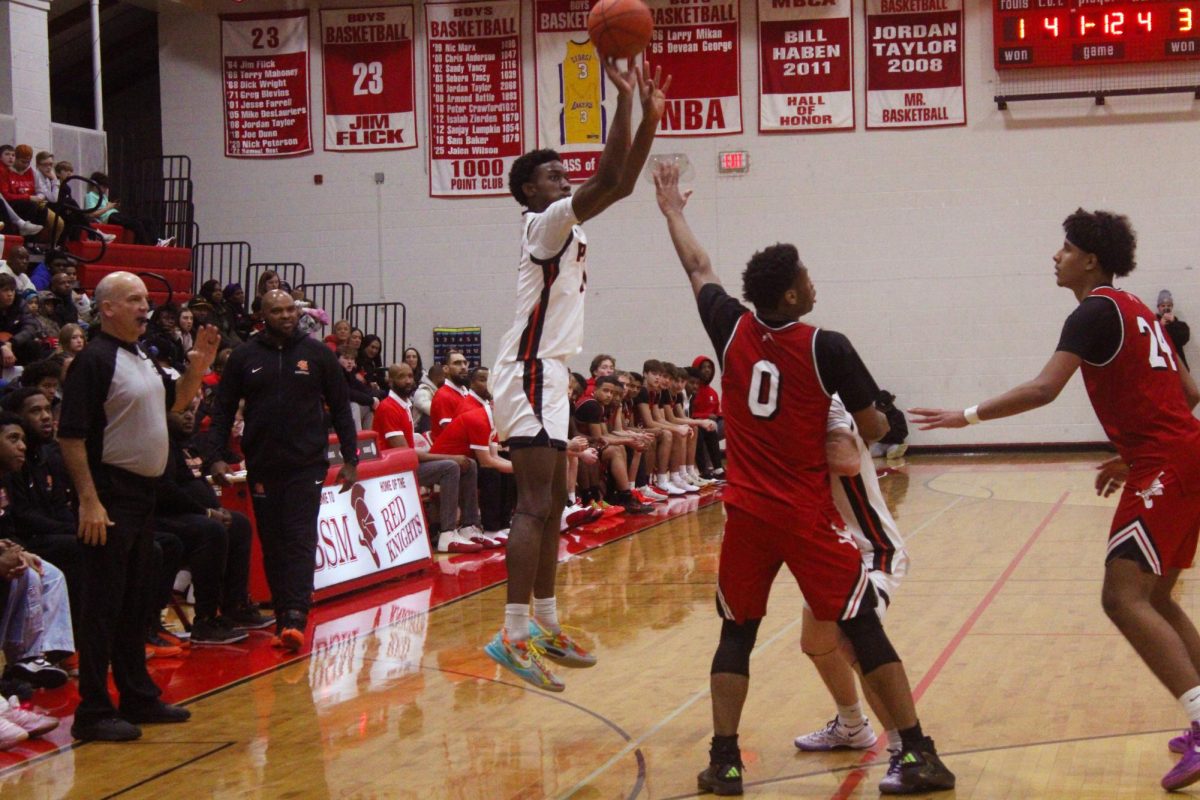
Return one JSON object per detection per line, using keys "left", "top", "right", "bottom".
{"left": 794, "top": 393, "right": 911, "bottom": 755}
{"left": 484, "top": 58, "right": 671, "bottom": 692}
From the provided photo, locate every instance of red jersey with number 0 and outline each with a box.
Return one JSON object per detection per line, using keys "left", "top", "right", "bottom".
{"left": 721, "top": 312, "right": 838, "bottom": 523}
{"left": 1081, "top": 287, "right": 1200, "bottom": 482}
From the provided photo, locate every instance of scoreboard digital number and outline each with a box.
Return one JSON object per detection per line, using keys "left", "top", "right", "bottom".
{"left": 994, "top": 0, "right": 1200, "bottom": 69}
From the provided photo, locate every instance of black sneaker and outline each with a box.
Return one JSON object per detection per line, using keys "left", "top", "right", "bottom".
{"left": 614, "top": 492, "right": 654, "bottom": 515}
{"left": 118, "top": 701, "right": 191, "bottom": 725}
{"left": 5, "top": 656, "right": 69, "bottom": 689}
{"left": 190, "top": 616, "right": 249, "bottom": 646}
{"left": 878, "top": 737, "right": 956, "bottom": 794}
{"left": 697, "top": 762, "right": 744, "bottom": 796}
{"left": 0, "top": 678, "right": 33, "bottom": 702}
{"left": 223, "top": 605, "right": 276, "bottom": 631}
{"left": 72, "top": 716, "right": 142, "bottom": 741}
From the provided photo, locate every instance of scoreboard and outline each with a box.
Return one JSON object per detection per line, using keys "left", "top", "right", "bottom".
{"left": 994, "top": 0, "right": 1200, "bottom": 69}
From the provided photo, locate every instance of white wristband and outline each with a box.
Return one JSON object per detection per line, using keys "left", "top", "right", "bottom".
{"left": 963, "top": 405, "right": 982, "bottom": 425}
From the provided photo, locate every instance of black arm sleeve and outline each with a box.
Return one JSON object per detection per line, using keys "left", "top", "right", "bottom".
{"left": 696, "top": 284, "right": 747, "bottom": 368}
{"left": 814, "top": 330, "right": 881, "bottom": 414}
{"left": 1055, "top": 297, "right": 1122, "bottom": 364}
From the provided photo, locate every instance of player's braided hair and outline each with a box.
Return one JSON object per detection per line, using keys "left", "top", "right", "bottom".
{"left": 508, "top": 149, "right": 561, "bottom": 206}
{"left": 742, "top": 243, "right": 803, "bottom": 311}
{"left": 1062, "top": 208, "right": 1137, "bottom": 278}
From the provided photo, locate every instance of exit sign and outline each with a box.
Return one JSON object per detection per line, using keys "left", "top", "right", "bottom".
{"left": 718, "top": 150, "right": 750, "bottom": 175}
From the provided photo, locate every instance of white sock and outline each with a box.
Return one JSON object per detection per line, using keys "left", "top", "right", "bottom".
{"left": 532, "top": 596, "right": 560, "bottom": 633}
{"left": 568, "top": 492, "right": 576, "bottom": 504}
{"left": 505, "top": 603, "right": 530, "bottom": 642}
{"left": 837, "top": 702, "right": 865, "bottom": 728}
{"left": 656, "top": 472, "right": 670, "bottom": 485}
{"left": 1180, "top": 686, "right": 1200, "bottom": 723}
{"left": 886, "top": 729, "right": 902, "bottom": 753}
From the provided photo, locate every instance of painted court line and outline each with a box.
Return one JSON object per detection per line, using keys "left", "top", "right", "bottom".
{"left": 828, "top": 490, "right": 1071, "bottom": 800}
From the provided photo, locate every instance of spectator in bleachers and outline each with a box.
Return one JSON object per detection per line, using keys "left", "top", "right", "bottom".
{"left": 429, "top": 350, "right": 469, "bottom": 441}
{"left": 222, "top": 284, "right": 252, "bottom": 341}
{"left": 32, "top": 152, "right": 57, "bottom": 202}
{"left": 403, "top": 347, "right": 425, "bottom": 381}
{"left": 2, "top": 387, "right": 83, "bottom": 624}
{"left": 19, "top": 357, "right": 64, "bottom": 404}
{"left": 153, "top": 394, "right": 268, "bottom": 644}
{"left": 46, "top": 162, "right": 116, "bottom": 247}
{"left": 52, "top": 259, "right": 93, "bottom": 323}
{"left": 0, "top": 146, "right": 60, "bottom": 243}
{"left": 177, "top": 307, "right": 194, "bottom": 352}
{"left": 57, "top": 323, "right": 85, "bottom": 359}
{"left": 250, "top": 270, "right": 281, "bottom": 317}
{"left": 59, "top": 272, "right": 219, "bottom": 741}
{"left": 373, "top": 363, "right": 491, "bottom": 553}
{"left": 0, "top": 517, "right": 73, "bottom": 692}
{"left": 349, "top": 328, "right": 364, "bottom": 357}
{"left": 0, "top": 273, "right": 39, "bottom": 366}
{"left": 196, "top": 281, "right": 241, "bottom": 347}
{"left": 324, "top": 319, "right": 351, "bottom": 352}
{"left": 1, "top": 246, "right": 36, "bottom": 298}
{"left": 338, "top": 345, "right": 383, "bottom": 430}
{"left": 583, "top": 353, "right": 615, "bottom": 399}
{"left": 47, "top": 271, "right": 80, "bottom": 330}
{"left": 25, "top": 293, "right": 59, "bottom": 347}
{"left": 412, "top": 362, "right": 441, "bottom": 435}
{"left": 207, "top": 289, "right": 357, "bottom": 653}
{"left": 83, "top": 172, "right": 172, "bottom": 247}
{"left": 358, "top": 335, "right": 386, "bottom": 390}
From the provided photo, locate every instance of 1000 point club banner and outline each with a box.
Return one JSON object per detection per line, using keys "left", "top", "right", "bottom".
{"left": 321, "top": 5, "right": 417, "bottom": 151}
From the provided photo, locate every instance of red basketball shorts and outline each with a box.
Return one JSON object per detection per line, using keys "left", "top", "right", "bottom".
{"left": 717, "top": 504, "right": 874, "bottom": 623}
{"left": 1106, "top": 468, "right": 1200, "bottom": 575}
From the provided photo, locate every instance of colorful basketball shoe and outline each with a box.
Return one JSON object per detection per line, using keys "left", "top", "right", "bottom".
{"left": 1164, "top": 722, "right": 1200, "bottom": 791}
{"left": 529, "top": 620, "right": 597, "bottom": 668}
{"left": 484, "top": 630, "right": 564, "bottom": 692}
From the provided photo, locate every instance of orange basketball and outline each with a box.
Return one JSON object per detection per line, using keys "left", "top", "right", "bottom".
{"left": 587, "top": 0, "right": 654, "bottom": 60}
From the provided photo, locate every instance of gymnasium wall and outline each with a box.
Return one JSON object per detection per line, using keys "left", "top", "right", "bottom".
{"left": 157, "top": 1, "right": 1200, "bottom": 446}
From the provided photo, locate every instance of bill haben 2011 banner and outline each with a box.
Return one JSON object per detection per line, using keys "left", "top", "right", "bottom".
{"left": 645, "top": 0, "right": 742, "bottom": 136}
{"left": 321, "top": 6, "right": 417, "bottom": 151}
{"left": 534, "top": 0, "right": 619, "bottom": 182}
{"left": 221, "top": 11, "right": 312, "bottom": 157}
{"left": 426, "top": 0, "right": 523, "bottom": 197}
{"left": 759, "top": 0, "right": 854, "bottom": 132}
{"left": 864, "top": 0, "right": 964, "bottom": 129}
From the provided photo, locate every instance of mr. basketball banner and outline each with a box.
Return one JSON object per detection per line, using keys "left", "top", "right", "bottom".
{"left": 321, "top": 6, "right": 417, "bottom": 152}
{"left": 758, "top": 0, "right": 854, "bottom": 132}
{"left": 864, "top": 0, "right": 964, "bottom": 129}
{"left": 313, "top": 472, "right": 430, "bottom": 593}
{"left": 644, "top": 0, "right": 742, "bottom": 136}
{"left": 221, "top": 11, "right": 312, "bottom": 157}
{"left": 426, "top": 0, "right": 524, "bottom": 197}
{"left": 534, "top": 0, "right": 620, "bottom": 182}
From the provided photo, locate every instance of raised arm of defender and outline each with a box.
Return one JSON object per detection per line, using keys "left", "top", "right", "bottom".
{"left": 653, "top": 161, "right": 719, "bottom": 297}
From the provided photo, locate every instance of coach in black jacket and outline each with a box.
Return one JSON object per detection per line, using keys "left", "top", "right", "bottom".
{"left": 207, "top": 290, "right": 357, "bottom": 651}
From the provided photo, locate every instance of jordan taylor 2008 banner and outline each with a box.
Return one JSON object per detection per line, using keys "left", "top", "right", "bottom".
{"left": 534, "top": 0, "right": 618, "bottom": 182}
{"left": 644, "top": 0, "right": 742, "bottom": 136}
{"left": 320, "top": 6, "right": 417, "bottom": 151}
{"left": 759, "top": 0, "right": 854, "bottom": 132}
{"left": 865, "top": 0, "right": 964, "bottom": 129}
{"left": 221, "top": 11, "right": 312, "bottom": 157}
{"left": 426, "top": 0, "right": 523, "bottom": 197}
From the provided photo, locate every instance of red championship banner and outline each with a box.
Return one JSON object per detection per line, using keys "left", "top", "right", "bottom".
{"left": 426, "top": 0, "right": 523, "bottom": 197}
{"left": 864, "top": 0, "right": 964, "bottom": 129}
{"left": 645, "top": 0, "right": 742, "bottom": 136}
{"left": 221, "top": 11, "right": 312, "bottom": 158}
{"left": 320, "top": 6, "right": 417, "bottom": 152}
{"left": 534, "top": 1, "right": 617, "bottom": 182}
{"left": 758, "top": 0, "right": 853, "bottom": 132}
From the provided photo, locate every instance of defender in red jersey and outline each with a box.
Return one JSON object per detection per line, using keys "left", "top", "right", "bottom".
{"left": 912, "top": 209, "right": 1200, "bottom": 792}
{"left": 654, "top": 162, "right": 955, "bottom": 797}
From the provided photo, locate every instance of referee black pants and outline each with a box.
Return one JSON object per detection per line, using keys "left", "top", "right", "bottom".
{"left": 76, "top": 467, "right": 162, "bottom": 725}
{"left": 249, "top": 465, "right": 325, "bottom": 625}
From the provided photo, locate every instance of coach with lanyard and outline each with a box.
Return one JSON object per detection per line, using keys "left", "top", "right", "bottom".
{"left": 207, "top": 289, "right": 358, "bottom": 652}
{"left": 59, "top": 271, "right": 220, "bottom": 742}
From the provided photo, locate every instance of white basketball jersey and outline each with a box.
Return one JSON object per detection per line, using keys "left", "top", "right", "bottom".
{"left": 495, "top": 196, "right": 588, "bottom": 364}
{"left": 828, "top": 394, "right": 909, "bottom": 578}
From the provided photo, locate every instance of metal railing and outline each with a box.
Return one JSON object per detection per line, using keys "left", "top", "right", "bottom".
{"left": 297, "top": 282, "right": 355, "bottom": 323}
{"left": 346, "top": 301, "right": 407, "bottom": 366}
{"left": 246, "top": 262, "right": 307, "bottom": 309}
{"left": 191, "top": 241, "right": 252, "bottom": 296}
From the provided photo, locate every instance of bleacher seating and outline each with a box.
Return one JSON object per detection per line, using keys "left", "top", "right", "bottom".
{"left": 67, "top": 239, "right": 193, "bottom": 307}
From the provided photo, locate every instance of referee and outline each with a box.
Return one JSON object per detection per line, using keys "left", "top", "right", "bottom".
{"left": 59, "top": 272, "right": 219, "bottom": 742}
{"left": 208, "top": 289, "right": 357, "bottom": 652}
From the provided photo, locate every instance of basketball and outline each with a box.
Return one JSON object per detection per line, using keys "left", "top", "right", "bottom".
{"left": 587, "top": 0, "right": 654, "bottom": 60}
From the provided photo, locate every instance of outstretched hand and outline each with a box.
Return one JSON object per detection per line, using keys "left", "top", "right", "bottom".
{"left": 637, "top": 62, "right": 672, "bottom": 123}
{"left": 653, "top": 161, "right": 692, "bottom": 217}
{"left": 602, "top": 56, "right": 638, "bottom": 98}
{"left": 908, "top": 407, "right": 968, "bottom": 430}
{"left": 188, "top": 324, "right": 222, "bottom": 373}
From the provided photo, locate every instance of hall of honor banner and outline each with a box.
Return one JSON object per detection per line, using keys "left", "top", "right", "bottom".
{"left": 864, "top": 0, "right": 964, "bottom": 129}
{"left": 321, "top": 6, "right": 417, "bottom": 151}
{"left": 221, "top": 11, "right": 312, "bottom": 157}
{"left": 644, "top": 0, "right": 742, "bottom": 136}
{"left": 533, "top": 0, "right": 621, "bottom": 182}
{"left": 759, "top": 0, "right": 854, "bottom": 132}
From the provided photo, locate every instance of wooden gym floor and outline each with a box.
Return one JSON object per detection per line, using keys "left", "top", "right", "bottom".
{"left": 1, "top": 452, "right": 1195, "bottom": 799}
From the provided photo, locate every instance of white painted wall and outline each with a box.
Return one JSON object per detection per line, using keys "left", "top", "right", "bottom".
{"left": 158, "top": 1, "right": 1200, "bottom": 445}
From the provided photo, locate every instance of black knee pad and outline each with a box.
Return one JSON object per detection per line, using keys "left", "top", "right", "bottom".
{"left": 837, "top": 613, "right": 899, "bottom": 675}
{"left": 711, "top": 618, "right": 761, "bottom": 677}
